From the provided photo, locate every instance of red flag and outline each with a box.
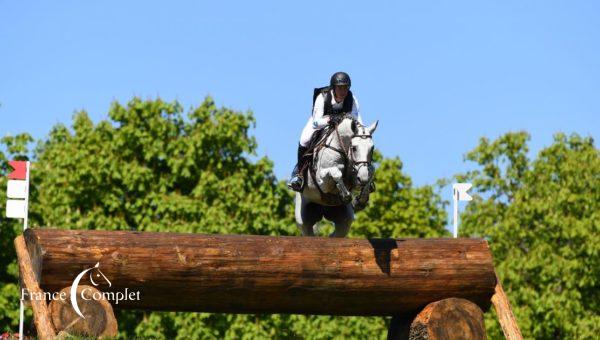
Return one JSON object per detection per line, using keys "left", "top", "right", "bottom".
{"left": 7, "top": 161, "right": 27, "bottom": 180}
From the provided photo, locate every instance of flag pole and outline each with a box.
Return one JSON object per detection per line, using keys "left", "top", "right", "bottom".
{"left": 453, "top": 188, "right": 458, "bottom": 238}
{"left": 18, "top": 161, "right": 30, "bottom": 339}
{"left": 452, "top": 183, "right": 472, "bottom": 239}
{"left": 24, "top": 161, "right": 29, "bottom": 231}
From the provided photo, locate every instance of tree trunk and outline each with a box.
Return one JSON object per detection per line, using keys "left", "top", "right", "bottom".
{"left": 24, "top": 228, "right": 496, "bottom": 316}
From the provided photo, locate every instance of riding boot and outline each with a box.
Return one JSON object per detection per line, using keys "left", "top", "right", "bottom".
{"left": 287, "top": 143, "right": 309, "bottom": 191}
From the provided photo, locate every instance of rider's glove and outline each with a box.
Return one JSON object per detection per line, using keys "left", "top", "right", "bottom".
{"left": 328, "top": 114, "right": 343, "bottom": 126}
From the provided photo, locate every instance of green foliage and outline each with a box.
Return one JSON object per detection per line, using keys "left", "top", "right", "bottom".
{"left": 459, "top": 132, "right": 599, "bottom": 339}
{"left": 351, "top": 151, "right": 449, "bottom": 238}
{"left": 0, "top": 97, "right": 447, "bottom": 338}
{"left": 126, "top": 312, "right": 388, "bottom": 340}
{"left": 33, "top": 97, "right": 292, "bottom": 235}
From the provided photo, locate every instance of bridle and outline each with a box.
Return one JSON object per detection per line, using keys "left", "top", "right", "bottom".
{"left": 323, "top": 116, "right": 374, "bottom": 188}
{"left": 349, "top": 132, "right": 373, "bottom": 184}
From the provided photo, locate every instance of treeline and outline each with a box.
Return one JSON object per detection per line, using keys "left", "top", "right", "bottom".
{"left": 0, "top": 97, "right": 597, "bottom": 339}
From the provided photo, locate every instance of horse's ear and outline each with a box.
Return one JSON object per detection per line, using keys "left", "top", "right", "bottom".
{"left": 367, "top": 120, "right": 379, "bottom": 135}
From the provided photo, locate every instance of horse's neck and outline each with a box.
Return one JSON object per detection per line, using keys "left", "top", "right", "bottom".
{"left": 327, "top": 120, "right": 353, "bottom": 149}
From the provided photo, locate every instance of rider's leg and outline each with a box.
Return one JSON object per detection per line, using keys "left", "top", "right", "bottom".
{"left": 287, "top": 142, "right": 309, "bottom": 191}
{"left": 288, "top": 123, "right": 314, "bottom": 191}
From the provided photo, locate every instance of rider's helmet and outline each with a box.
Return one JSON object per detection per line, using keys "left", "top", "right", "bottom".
{"left": 330, "top": 72, "right": 351, "bottom": 88}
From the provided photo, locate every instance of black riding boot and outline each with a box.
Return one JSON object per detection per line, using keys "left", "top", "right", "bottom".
{"left": 287, "top": 143, "right": 308, "bottom": 192}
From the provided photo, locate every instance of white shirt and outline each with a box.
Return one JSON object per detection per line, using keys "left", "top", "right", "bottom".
{"left": 299, "top": 90, "right": 365, "bottom": 147}
{"left": 312, "top": 90, "right": 363, "bottom": 129}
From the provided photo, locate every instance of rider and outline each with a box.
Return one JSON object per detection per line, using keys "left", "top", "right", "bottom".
{"left": 287, "top": 71, "right": 364, "bottom": 192}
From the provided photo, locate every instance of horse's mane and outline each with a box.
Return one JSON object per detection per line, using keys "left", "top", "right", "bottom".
{"left": 330, "top": 114, "right": 362, "bottom": 131}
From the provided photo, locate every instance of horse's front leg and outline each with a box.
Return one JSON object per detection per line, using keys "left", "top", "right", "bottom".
{"left": 353, "top": 166, "right": 375, "bottom": 211}
{"left": 319, "top": 167, "right": 352, "bottom": 204}
{"left": 352, "top": 180, "right": 372, "bottom": 211}
{"left": 352, "top": 190, "right": 369, "bottom": 211}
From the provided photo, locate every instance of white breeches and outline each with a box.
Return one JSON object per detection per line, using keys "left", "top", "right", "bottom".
{"left": 299, "top": 117, "right": 317, "bottom": 147}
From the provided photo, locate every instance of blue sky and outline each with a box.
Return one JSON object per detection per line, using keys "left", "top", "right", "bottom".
{"left": 2, "top": 1, "right": 598, "bottom": 193}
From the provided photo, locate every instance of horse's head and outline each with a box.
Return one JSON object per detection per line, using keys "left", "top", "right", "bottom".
{"left": 349, "top": 120, "right": 378, "bottom": 187}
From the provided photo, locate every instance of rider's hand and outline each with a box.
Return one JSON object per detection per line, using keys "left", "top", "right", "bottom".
{"left": 328, "top": 115, "right": 341, "bottom": 126}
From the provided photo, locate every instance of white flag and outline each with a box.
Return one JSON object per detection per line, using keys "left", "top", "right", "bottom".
{"left": 7, "top": 180, "right": 27, "bottom": 199}
{"left": 453, "top": 183, "right": 473, "bottom": 201}
{"left": 6, "top": 200, "right": 27, "bottom": 218}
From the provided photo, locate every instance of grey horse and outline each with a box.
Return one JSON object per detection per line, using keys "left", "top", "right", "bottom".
{"left": 295, "top": 115, "right": 378, "bottom": 237}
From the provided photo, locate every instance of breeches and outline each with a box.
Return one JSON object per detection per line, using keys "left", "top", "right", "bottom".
{"left": 300, "top": 118, "right": 317, "bottom": 147}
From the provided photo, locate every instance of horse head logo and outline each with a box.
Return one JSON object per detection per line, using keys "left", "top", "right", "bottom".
{"left": 70, "top": 262, "right": 111, "bottom": 319}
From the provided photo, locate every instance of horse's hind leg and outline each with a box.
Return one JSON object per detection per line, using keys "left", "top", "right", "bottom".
{"left": 326, "top": 203, "right": 355, "bottom": 238}
{"left": 302, "top": 223, "right": 318, "bottom": 236}
{"left": 295, "top": 193, "right": 321, "bottom": 236}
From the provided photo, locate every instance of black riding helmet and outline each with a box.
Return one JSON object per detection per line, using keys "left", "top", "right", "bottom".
{"left": 330, "top": 72, "right": 351, "bottom": 88}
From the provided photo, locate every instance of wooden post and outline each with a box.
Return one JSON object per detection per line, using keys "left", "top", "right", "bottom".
{"left": 491, "top": 271, "right": 523, "bottom": 340}
{"left": 14, "top": 235, "right": 56, "bottom": 339}
{"left": 24, "top": 228, "right": 497, "bottom": 316}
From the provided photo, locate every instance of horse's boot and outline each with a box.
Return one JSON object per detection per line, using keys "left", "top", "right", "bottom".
{"left": 287, "top": 144, "right": 308, "bottom": 192}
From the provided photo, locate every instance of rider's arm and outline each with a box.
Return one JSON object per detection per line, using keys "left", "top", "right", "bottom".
{"left": 352, "top": 96, "right": 364, "bottom": 125}
{"left": 312, "top": 93, "right": 330, "bottom": 129}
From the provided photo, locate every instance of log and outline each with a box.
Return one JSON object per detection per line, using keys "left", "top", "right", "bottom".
{"left": 387, "top": 298, "right": 487, "bottom": 340}
{"left": 24, "top": 228, "right": 497, "bottom": 316}
{"left": 408, "top": 298, "right": 486, "bottom": 340}
{"left": 14, "top": 236, "right": 56, "bottom": 340}
{"left": 49, "top": 285, "right": 118, "bottom": 338}
{"left": 492, "top": 271, "right": 523, "bottom": 340}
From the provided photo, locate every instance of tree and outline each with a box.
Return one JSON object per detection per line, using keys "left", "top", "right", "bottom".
{"left": 458, "top": 132, "right": 599, "bottom": 339}
{"left": 32, "top": 97, "right": 293, "bottom": 236}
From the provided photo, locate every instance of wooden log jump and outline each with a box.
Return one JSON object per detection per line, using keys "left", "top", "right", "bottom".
{"left": 23, "top": 228, "right": 497, "bottom": 317}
